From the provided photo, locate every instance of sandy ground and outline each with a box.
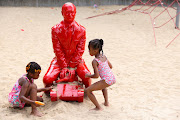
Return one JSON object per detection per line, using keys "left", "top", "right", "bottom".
{"left": 0, "top": 5, "right": 180, "bottom": 120}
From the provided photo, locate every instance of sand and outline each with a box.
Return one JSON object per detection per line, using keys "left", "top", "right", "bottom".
{"left": 0, "top": 5, "right": 180, "bottom": 120}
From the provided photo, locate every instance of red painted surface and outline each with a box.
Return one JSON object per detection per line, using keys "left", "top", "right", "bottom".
{"left": 50, "top": 83, "right": 84, "bottom": 102}
{"left": 43, "top": 2, "right": 91, "bottom": 90}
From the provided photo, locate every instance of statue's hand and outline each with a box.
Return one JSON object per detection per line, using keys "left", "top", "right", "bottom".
{"left": 68, "top": 69, "right": 75, "bottom": 78}
{"left": 60, "top": 68, "right": 69, "bottom": 79}
{"left": 67, "top": 67, "right": 77, "bottom": 70}
{"left": 60, "top": 67, "right": 77, "bottom": 81}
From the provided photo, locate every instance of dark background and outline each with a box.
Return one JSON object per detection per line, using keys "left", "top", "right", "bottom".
{"left": 0, "top": 0, "right": 177, "bottom": 7}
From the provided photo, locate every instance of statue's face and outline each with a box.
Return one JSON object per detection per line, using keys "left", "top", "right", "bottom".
{"left": 62, "top": 3, "right": 76, "bottom": 23}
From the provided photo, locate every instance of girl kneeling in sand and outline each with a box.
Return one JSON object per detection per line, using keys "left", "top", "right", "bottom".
{"left": 85, "top": 39, "right": 116, "bottom": 110}
{"left": 8, "top": 62, "right": 52, "bottom": 117}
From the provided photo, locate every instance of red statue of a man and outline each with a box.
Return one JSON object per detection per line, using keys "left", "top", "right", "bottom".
{"left": 43, "top": 2, "right": 91, "bottom": 92}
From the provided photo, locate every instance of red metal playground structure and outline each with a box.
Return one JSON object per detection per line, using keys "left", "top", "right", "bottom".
{"left": 86, "top": 0, "right": 180, "bottom": 48}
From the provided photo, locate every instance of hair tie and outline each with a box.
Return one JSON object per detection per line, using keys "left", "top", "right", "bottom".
{"left": 35, "top": 69, "right": 41, "bottom": 73}
{"left": 26, "top": 63, "right": 31, "bottom": 72}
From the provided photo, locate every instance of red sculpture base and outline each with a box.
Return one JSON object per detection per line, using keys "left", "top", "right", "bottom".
{"left": 50, "top": 82, "right": 84, "bottom": 102}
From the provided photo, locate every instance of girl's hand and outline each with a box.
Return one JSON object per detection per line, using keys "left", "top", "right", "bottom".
{"left": 85, "top": 73, "right": 91, "bottom": 78}
{"left": 33, "top": 101, "right": 40, "bottom": 107}
{"left": 44, "top": 86, "right": 53, "bottom": 91}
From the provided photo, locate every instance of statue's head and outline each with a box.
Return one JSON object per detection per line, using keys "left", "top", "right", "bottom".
{"left": 62, "top": 2, "right": 76, "bottom": 23}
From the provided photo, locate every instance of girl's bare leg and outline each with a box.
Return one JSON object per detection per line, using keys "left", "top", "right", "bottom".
{"left": 29, "top": 84, "right": 43, "bottom": 117}
{"left": 102, "top": 88, "right": 109, "bottom": 106}
{"left": 24, "top": 96, "right": 43, "bottom": 107}
{"left": 85, "top": 80, "right": 109, "bottom": 110}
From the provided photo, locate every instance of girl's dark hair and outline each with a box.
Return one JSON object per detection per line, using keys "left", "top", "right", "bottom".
{"left": 88, "top": 39, "right": 104, "bottom": 55}
{"left": 26, "top": 62, "right": 41, "bottom": 73}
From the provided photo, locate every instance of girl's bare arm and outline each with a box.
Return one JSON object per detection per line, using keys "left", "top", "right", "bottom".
{"left": 107, "top": 59, "right": 112, "bottom": 69}
{"left": 85, "top": 60, "right": 99, "bottom": 78}
{"left": 37, "top": 86, "right": 53, "bottom": 92}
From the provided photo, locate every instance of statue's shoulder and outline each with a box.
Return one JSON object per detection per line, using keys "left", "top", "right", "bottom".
{"left": 74, "top": 21, "right": 86, "bottom": 32}
{"left": 51, "top": 21, "right": 64, "bottom": 31}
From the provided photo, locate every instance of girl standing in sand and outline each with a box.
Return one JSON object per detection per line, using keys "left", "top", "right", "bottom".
{"left": 85, "top": 39, "right": 116, "bottom": 110}
{"left": 8, "top": 62, "right": 52, "bottom": 117}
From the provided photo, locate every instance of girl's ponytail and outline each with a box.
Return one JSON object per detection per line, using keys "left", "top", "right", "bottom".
{"left": 99, "top": 39, "right": 104, "bottom": 46}
{"left": 99, "top": 39, "right": 104, "bottom": 55}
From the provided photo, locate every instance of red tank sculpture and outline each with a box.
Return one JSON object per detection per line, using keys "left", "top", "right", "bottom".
{"left": 43, "top": 2, "right": 91, "bottom": 98}
{"left": 50, "top": 69, "right": 84, "bottom": 102}
{"left": 50, "top": 83, "right": 84, "bottom": 102}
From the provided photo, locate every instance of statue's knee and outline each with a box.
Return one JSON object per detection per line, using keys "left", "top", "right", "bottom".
{"left": 43, "top": 75, "right": 54, "bottom": 86}
{"left": 83, "top": 78, "right": 91, "bottom": 88}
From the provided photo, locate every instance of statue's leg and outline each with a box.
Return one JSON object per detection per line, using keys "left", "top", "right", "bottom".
{"left": 76, "top": 60, "right": 91, "bottom": 88}
{"left": 43, "top": 57, "right": 60, "bottom": 88}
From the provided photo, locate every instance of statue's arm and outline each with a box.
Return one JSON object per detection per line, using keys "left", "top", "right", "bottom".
{"left": 52, "top": 27, "right": 67, "bottom": 69}
{"left": 69, "top": 29, "right": 86, "bottom": 68}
